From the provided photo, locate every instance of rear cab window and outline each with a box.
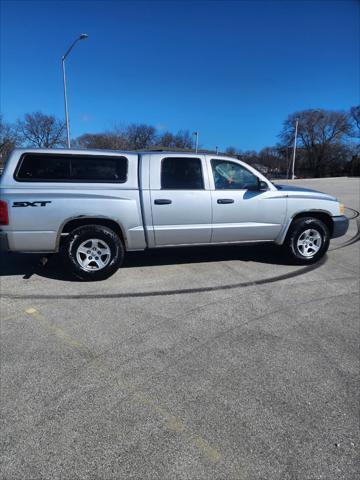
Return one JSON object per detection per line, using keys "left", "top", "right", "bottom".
{"left": 15, "top": 153, "right": 128, "bottom": 183}
{"left": 161, "top": 157, "right": 204, "bottom": 190}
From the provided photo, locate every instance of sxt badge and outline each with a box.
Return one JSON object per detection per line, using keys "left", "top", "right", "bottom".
{"left": 13, "top": 201, "right": 52, "bottom": 207}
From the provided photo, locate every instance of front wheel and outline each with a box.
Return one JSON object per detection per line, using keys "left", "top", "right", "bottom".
{"left": 63, "top": 225, "right": 124, "bottom": 280}
{"left": 284, "top": 217, "right": 330, "bottom": 264}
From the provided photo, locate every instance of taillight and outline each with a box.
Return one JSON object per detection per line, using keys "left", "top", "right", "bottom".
{"left": 0, "top": 200, "right": 9, "bottom": 225}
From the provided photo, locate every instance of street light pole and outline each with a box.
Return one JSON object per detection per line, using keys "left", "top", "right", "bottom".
{"left": 61, "top": 34, "right": 88, "bottom": 148}
{"left": 61, "top": 58, "right": 71, "bottom": 148}
{"left": 193, "top": 131, "right": 199, "bottom": 153}
{"left": 291, "top": 118, "right": 299, "bottom": 180}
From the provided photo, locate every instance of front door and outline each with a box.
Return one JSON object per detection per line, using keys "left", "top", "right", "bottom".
{"left": 209, "top": 158, "right": 286, "bottom": 242}
{"left": 150, "top": 156, "right": 212, "bottom": 246}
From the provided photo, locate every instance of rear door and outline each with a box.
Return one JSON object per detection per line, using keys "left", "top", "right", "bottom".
{"left": 149, "top": 155, "right": 212, "bottom": 246}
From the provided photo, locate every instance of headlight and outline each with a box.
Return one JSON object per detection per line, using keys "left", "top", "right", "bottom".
{"left": 339, "top": 203, "right": 345, "bottom": 215}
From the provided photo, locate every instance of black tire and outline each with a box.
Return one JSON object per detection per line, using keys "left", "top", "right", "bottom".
{"left": 63, "top": 225, "right": 124, "bottom": 281}
{"left": 284, "top": 216, "right": 330, "bottom": 264}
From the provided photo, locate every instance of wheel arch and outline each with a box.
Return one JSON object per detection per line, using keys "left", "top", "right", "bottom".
{"left": 277, "top": 210, "right": 334, "bottom": 245}
{"left": 57, "top": 216, "right": 127, "bottom": 251}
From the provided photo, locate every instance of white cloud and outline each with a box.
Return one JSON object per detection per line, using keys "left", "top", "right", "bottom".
{"left": 155, "top": 123, "right": 167, "bottom": 131}
{"left": 80, "top": 114, "right": 93, "bottom": 122}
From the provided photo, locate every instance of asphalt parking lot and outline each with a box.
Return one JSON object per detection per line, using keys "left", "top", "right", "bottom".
{"left": 1, "top": 177, "right": 359, "bottom": 480}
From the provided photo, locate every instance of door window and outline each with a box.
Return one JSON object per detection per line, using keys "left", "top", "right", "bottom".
{"left": 161, "top": 157, "right": 204, "bottom": 190}
{"left": 211, "top": 159, "right": 259, "bottom": 190}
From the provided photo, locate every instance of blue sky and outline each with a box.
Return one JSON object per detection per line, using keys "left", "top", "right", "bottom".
{"left": 1, "top": 0, "right": 359, "bottom": 151}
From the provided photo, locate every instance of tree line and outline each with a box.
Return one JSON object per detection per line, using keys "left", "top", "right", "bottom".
{"left": 1, "top": 106, "right": 359, "bottom": 177}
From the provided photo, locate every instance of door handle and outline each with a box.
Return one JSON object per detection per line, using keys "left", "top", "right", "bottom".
{"left": 217, "top": 198, "right": 234, "bottom": 204}
{"left": 154, "top": 199, "right": 172, "bottom": 205}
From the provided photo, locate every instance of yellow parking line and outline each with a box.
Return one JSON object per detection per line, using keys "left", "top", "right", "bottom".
{"left": 24, "top": 307, "right": 242, "bottom": 476}
{"left": 25, "top": 307, "right": 89, "bottom": 352}
{"left": 0, "top": 311, "right": 25, "bottom": 322}
{"left": 0, "top": 314, "right": 17, "bottom": 322}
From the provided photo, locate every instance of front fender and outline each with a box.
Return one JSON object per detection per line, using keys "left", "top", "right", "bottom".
{"left": 275, "top": 209, "right": 335, "bottom": 245}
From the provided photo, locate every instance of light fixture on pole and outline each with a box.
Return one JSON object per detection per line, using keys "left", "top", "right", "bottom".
{"left": 61, "top": 33, "right": 88, "bottom": 148}
{"left": 193, "top": 131, "right": 199, "bottom": 153}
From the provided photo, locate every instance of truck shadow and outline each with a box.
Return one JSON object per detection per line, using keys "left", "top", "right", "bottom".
{"left": 1, "top": 243, "right": 297, "bottom": 282}
{"left": 123, "top": 243, "right": 290, "bottom": 268}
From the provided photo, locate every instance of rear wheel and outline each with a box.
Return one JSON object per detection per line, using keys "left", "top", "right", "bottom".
{"left": 63, "top": 225, "right": 124, "bottom": 280}
{"left": 285, "top": 217, "right": 330, "bottom": 264}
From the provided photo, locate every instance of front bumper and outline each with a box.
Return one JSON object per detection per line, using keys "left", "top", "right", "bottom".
{"left": 332, "top": 215, "right": 349, "bottom": 239}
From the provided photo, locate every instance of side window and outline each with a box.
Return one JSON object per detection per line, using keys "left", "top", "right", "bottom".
{"left": 16, "top": 154, "right": 128, "bottom": 182}
{"left": 16, "top": 154, "right": 70, "bottom": 180}
{"left": 161, "top": 157, "right": 204, "bottom": 190}
{"left": 71, "top": 156, "right": 127, "bottom": 182}
{"left": 211, "top": 159, "right": 259, "bottom": 190}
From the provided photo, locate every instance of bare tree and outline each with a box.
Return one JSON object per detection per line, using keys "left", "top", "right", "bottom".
{"left": 157, "top": 130, "right": 193, "bottom": 149}
{"left": 258, "top": 146, "right": 287, "bottom": 174}
{"left": 16, "top": 111, "right": 66, "bottom": 148}
{"left": 74, "top": 130, "right": 128, "bottom": 150}
{"left": 78, "top": 124, "right": 158, "bottom": 150}
{"left": 238, "top": 150, "right": 259, "bottom": 165}
{"left": 74, "top": 125, "right": 194, "bottom": 152}
{"left": 0, "top": 116, "right": 19, "bottom": 166}
{"left": 225, "top": 146, "right": 237, "bottom": 157}
{"left": 173, "top": 130, "right": 193, "bottom": 149}
{"left": 125, "top": 124, "right": 157, "bottom": 150}
{"left": 280, "top": 109, "right": 353, "bottom": 177}
{"left": 350, "top": 106, "right": 360, "bottom": 134}
{"left": 157, "top": 131, "right": 175, "bottom": 148}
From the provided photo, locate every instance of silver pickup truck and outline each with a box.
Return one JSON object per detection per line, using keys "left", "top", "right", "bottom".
{"left": 0, "top": 149, "right": 349, "bottom": 280}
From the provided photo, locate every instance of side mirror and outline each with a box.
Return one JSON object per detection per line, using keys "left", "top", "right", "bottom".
{"left": 259, "top": 180, "right": 268, "bottom": 191}
{"left": 246, "top": 179, "right": 268, "bottom": 191}
{"left": 246, "top": 182, "right": 260, "bottom": 191}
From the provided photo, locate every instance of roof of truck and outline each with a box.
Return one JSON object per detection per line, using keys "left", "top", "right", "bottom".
{"left": 11, "top": 147, "right": 233, "bottom": 158}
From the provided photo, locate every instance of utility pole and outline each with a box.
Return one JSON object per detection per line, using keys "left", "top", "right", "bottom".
{"left": 193, "top": 131, "right": 199, "bottom": 153}
{"left": 291, "top": 118, "right": 299, "bottom": 180}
